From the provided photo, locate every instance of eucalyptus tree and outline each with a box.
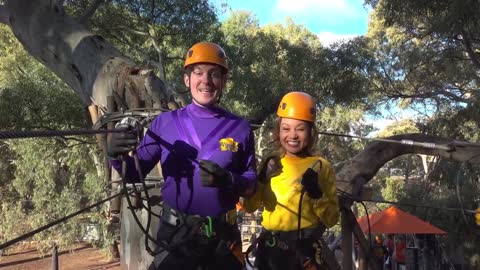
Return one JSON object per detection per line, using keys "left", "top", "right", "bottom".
{"left": 3, "top": 0, "right": 480, "bottom": 267}
{"left": 365, "top": 0, "right": 480, "bottom": 108}
{"left": 363, "top": 0, "right": 480, "bottom": 205}
{"left": 364, "top": 0, "right": 480, "bottom": 146}
{"left": 66, "top": 0, "right": 221, "bottom": 87}
{"left": 361, "top": 0, "right": 480, "bottom": 267}
{"left": 220, "top": 11, "right": 376, "bottom": 167}
{"left": 0, "top": 24, "right": 106, "bottom": 254}
{"left": 221, "top": 12, "right": 375, "bottom": 123}
{"left": 0, "top": 0, "right": 221, "bottom": 261}
{"left": 0, "top": 0, "right": 220, "bottom": 112}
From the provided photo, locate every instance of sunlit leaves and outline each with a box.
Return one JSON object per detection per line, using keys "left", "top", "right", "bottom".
{"left": 0, "top": 24, "right": 106, "bottom": 252}
{"left": 66, "top": 0, "right": 220, "bottom": 85}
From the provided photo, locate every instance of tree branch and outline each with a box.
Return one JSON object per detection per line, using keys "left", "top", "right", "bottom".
{"left": 104, "top": 26, "right": 149, "bottom": 37}
{"left": 461, "top": 29, "right": 480, "bottom": 70}
{"left": 0, "top": 5, "right": 9, "bottom": 25}
{"left": 55, "top": 0, "right": 65, "bottom": 6}
{"left": 51, "top": 0, "right": 65, "bottom": 14}
{"left": 386, "top": 88, "right": 473, "bottom": 104}
{"left": 78, "top": 0, "right": 105, "bottom": 24}
{"left": 336, "top": 133, "right": 480, "bottom": 198}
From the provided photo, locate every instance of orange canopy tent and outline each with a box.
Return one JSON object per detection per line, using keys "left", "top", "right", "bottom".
{"left": 357, "top": 206, "right": 447, "bottom": 234}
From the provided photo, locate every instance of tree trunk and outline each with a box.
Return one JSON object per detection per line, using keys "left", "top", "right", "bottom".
{"left": 1, "top": 0, "right": 168, "bottom": 110}
{"left": 336, "top": 133, "right": 480, "bottom": 202}
{"left": 3, "top": 2, "right": 480, "bottom": 269}
{"left": 0, "top": 2, "right": 170, "bottom": 269}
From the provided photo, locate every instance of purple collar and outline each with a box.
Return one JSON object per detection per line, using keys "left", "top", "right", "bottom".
{"left": 187, "top": 103, "right": 222, "bottom": 118}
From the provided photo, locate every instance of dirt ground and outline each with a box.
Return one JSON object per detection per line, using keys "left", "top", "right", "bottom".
{"left": 0, "top": 243, "right": 120, "bottom": 270}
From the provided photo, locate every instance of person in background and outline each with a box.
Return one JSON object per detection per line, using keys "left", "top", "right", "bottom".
{"left": 372, "top": 234, "right": 387, "bottom": 270}
{"left": 384, "top": 234, "right": 394, "bottom": 270}
{"left": 107, "top": 42, "right": 257, "bottom": 270}
{"left": 395, "top": 236, "right": 407, "bottom": 270}
{"left": 243, "top": 91, "right": 340, "bottom": 270}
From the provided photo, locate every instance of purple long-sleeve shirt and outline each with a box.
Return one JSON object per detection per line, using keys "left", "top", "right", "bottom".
{"left": 111, "top": 103, "right": 256, "bottom": 216}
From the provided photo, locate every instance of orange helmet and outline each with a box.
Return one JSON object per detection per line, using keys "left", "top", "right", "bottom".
{"left": 276, "top": 91, "right": 316, "bottom": 122}
{"left": 184, "top": 42, "right": 228, "bottom": 71}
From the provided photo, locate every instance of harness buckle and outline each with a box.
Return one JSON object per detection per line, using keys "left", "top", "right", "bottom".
{"left": 162, "top": 208, "right": 180, "bottom": 226}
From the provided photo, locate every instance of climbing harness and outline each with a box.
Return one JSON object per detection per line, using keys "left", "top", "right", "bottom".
{"left": 247, "top": 228, "right": 324, "bottom": 270}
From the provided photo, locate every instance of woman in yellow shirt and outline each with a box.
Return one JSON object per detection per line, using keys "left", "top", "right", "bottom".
{"left": 244, "top": 91, "right": 340, "bottom": 270}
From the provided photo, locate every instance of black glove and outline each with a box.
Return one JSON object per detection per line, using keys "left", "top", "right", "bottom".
{"left": 106, "top": 131, "right": 138, "bottom": 158}
{"left": 199, "top": 160, "right": 233, "bottom": 187}
{"left": 301, "top": 168, "right": 322, "bottom": 199}
{"left": 257, "top": 154, "right": 283, "bottom": 183}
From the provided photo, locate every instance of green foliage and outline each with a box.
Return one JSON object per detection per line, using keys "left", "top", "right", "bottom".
{"left": 3, "top": 0, "right": 480, "bottom": 265}
{"left": 0, "top": 25, "right": 108, "bottom": 253}
{"left": 7, "top": 139, "right": 103, "bottom": 253}
{"left": 381, "top": 176, "right": 406, "bottom": 203}
{"left": 220, "top": 11, "right": 373, "bottom": 124}
{"left": 362, "top": 6, "right": 480, "bottom": 265}
{"left": 0, "top": 25, "right": 86, "bottom": 130}
{"left": 377, "top": 119, "right": 419, "bottom": 137}
{"left": 365, "top": 0, "right": 480, "bottom": 116}
{"left": 66, "top": 0, "right": 221, "bottom": 85}
{"left": 318, "top": 104, "right": 372, "bottom": 164}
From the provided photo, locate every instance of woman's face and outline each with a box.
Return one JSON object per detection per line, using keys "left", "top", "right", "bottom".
{"left": 279, "top": 117, "right": 311, "bottom": 157}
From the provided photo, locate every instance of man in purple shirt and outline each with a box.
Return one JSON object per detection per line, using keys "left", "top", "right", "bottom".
{"left": 107, "top": 42, "right": 256, "bottom": 270}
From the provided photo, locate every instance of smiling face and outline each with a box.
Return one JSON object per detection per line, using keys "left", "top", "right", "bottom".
{"left": 279, "top": 117, "right": 312, "bottom": 157}
{"left": 184, "top": 64, "right": 227, "bottom": 107}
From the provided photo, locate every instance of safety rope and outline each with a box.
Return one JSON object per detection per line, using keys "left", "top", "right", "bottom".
{"left": 297, "top": 159, "right": 322, "bottom": 241}
{"left": 0, "top": 112, "right": 158, "bottom": 253}
{"left": 120, "top": 154, "right": 170, "bottom": 256}
{"left": 3, "top": 116, "right": 480, "bottom": 259}
{"left": 317, "top": 131, "right": 455, "bottom": 151}
{"left": 2, "top": 126, "right": 475, "bottom": 152}
{"left": 0, "top": 128, "right": 129, "bottom": 140}
{"left": 337, "top": 191, "right": 478, "bottom": 214}
{"left": 0, "top": 187, "right": 146, "bottom": 251}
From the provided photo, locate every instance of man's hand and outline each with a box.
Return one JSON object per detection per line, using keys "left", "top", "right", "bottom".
{"left": 199, "top": 160, "right": 233, "bottom": 187}
{"left": 301, "top": 168, "right": 322, "bottom": 199}
{"left": 106, "top": 131, "right": 138, "bottom": 158}
{"left": 257, "top": 154, "right": 282, "bottom": 183}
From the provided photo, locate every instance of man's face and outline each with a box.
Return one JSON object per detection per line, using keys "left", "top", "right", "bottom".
{"left": 184, "top": 64, "right": 227, "bottom": 107}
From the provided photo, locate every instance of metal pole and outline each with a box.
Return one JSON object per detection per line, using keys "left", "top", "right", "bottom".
{"left": 342, "top": 208, "right": 353, "bottom": 270}
{"left": 51, "top": 242, "right": 58, "bottom": 270}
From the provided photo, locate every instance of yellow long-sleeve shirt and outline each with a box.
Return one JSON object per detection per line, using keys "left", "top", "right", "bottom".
{"left": 244, "top": 155, "right": 339, "bottom": 231}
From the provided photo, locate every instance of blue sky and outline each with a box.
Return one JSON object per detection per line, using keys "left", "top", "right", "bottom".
{"left": 212, "top": 0, "right": 411, "bottom": 133}
{"left": 214, "top": 0, "right": 370, "bottom": 46}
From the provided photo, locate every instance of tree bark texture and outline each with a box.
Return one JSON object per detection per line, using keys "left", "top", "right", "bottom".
{"left": 1, "top": 0, "right": 168, "bottom": 110}
{"left": 336, "top": 133, "right": 480, "bottom": 203}
{"left": 4, "top": 2, "right": 480, "bottom": 270}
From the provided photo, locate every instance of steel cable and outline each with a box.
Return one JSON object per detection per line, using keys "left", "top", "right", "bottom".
{"left": 0, "top": 128, "right": 129, "bottom": 140}
{"left": 0, "top": 187, "right": 150, "bottom": 251}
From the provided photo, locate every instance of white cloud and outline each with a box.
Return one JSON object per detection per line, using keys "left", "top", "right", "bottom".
{"left": 317, "top": 32, "right": 358, "bottom": 47}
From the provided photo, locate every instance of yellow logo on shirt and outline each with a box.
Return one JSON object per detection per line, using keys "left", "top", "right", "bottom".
{"left": 219, "top": 137, "right": 238, "bottom": 152}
